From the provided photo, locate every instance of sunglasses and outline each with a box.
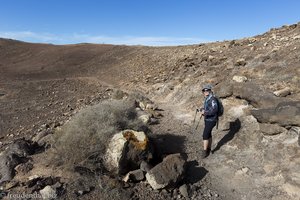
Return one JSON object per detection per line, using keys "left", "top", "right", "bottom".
{"left": 202, "top": 89, "right": 211, "bottom": 92}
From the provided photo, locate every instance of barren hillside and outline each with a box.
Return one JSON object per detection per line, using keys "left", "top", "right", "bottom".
{"left": 0, "top": 22, "right": 300, "bottom": 200}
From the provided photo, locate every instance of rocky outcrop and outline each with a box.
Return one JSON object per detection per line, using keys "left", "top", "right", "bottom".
{"left": 104, "top": 130, "right": 153, "bottom": 175}
{"left": 0, "top": 139, "right": 34, "bottom": 183}
{"left": 214, "top": 82, "right": 233, "bottom": 98}
{"left": 145, "top": 153, "right": 186, "bottom": 190}
{"left": 233, "top": 82, "right": 282, "bottom": 108}
{"left": 259, "top": 123, "right": 287, "bottom": 135}
{"left": 251, "top": 101, "right": 300, "bottom": 127}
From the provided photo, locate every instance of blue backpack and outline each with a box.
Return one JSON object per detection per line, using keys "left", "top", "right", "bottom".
{"left": 214, "top": 95, "right": 224, "bottom": 117}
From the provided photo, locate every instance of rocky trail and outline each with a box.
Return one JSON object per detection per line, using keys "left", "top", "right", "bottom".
{"left": 144, "top": 99, "right": 297, "bottom": 200}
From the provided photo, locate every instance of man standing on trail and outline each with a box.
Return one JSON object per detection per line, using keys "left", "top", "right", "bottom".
{"left": 197, "top": 84, "right": 218, "bottom": 158}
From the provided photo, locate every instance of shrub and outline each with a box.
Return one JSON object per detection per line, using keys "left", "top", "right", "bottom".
{"left": 49, "top": 99, "right": 145, "bottom": 171}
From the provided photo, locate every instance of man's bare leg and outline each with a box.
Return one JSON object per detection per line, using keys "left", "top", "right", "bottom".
{"left": 203, "top": 139, "right": 209, "bottom": 150}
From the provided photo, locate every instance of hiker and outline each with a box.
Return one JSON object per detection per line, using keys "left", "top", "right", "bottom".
{"left": 197, "top": 84, "right": 218, "bottom": 158}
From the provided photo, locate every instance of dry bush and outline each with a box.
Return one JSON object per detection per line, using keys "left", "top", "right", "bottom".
{"left": 49, "top": 99, "right": 145, "bottom": 171}
{"left": 112, "top": 89, "right": 127, "bottom": 100}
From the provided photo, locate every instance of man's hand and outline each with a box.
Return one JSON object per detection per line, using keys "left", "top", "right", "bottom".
{"left": 196, "top": 108, "right": 204, "bottom": 112}
{"left": 200, "top": 110, "right": 205, "bottom": 116}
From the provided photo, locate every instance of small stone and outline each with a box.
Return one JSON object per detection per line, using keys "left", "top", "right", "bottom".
{"left": 28, "top": 175, "right": 39, "bottom": 180}
{"left": 138, "top": 114, "right": 151, "bottom": 124}
{"left": 235, "top": 58, "right": 247, "bottom": 66}
{"left": 161, "top": 189, "right": 168, "bottom": 195}
{"left": 122, "top": 182, "right": 131, "bottom": 188}
{"left": 273, "top": 87, "right": 291, "bottom": 97}
{"left": 232, "top": 75, "right": 248, "bottom": 83}
{"left": 124, "top": 169, "right": 145, "bottom": 182}
{"left": 140, "top": 161, "right": 152, "bottom": 172}
{"left": 5, "top": 181, "right": 19, "bottom": 190}
{"left": 39, "top": 185, "right": 57, "bottom": 200}
{"left": 15, "top": 162, "right": 33, "bottom": 174}
{"left": 179, "top": 184, "right": 189, "bottom": 198}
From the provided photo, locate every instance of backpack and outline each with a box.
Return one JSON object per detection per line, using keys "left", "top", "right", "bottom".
{"left": 214, "top": 95, "right": 224, "bottom": 117}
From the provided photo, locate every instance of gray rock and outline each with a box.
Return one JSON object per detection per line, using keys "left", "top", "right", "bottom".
{"left": 232, "top": 75, "right": 247, "bottom": 83}
{"left": 104, "top": 130, "right": 154, "bottom": 175}
{"left": 6, "top": 139, "right": 33, "bottom": 157}
{"left": 140, "top": 161, "right": 152, "bottom": 172}
{"left": 214, "top": 82, "right": 233, "bottom": 98}
{"left": 123, "top": 169, "right": 145, "bottom": 182}
{"left": 233, "top": 82, "right": 282, "bottom": 108}
{"left": 37, "top": 134, "right": 55, "bottom": 147}
{"left": 251, "top": 101, "right": 300, "bottom": 127}
{"left": 15, "top": 162, "right": 34, "bottom": 175}
{"left": 259, "top": 123, "right": 287, "bottom": 135}
{"left": 235, "top": 58, "right": 247, "bottom": 66}
{"left": 39, "top": 185, "right": 57, "bottom": 200}
{"left": 0, "top": 153, "right": 21, "bottom": 183}
{"left": 0, "top": 139, "right": 33, "bottom": 183}
{"left": 32, "top": 129, "right": 52, "bottom": 144}
{"left": 4, "top": 180, "right": 19, "bottom": 190}
{"left": 179, "top": 184, "right": 189, "bottom": 198}
{"left": 138, "top": 114, "right": 151, "bottom": 124}
{"left": 146, "top": 153, "right": 186, "bottom": 190}
{"left": 273, "top": 87, "right": 291, "bottom": 97}
{"left": 288, "top": 127, "right": 300, "bottom": 146}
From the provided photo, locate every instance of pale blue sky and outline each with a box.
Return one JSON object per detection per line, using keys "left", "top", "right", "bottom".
{"left": 0, "top": 0, "right": 299, "bottom": 46}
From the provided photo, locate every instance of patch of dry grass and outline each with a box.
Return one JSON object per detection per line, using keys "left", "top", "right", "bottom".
{"left": 49, "top": 99, "right": 145, "bottom": 171}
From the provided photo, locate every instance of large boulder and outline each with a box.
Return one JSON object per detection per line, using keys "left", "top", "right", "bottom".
{"left": 0, "top": 139, "right": 34, "bottom": 183}
{"left": 145, "top": 153, "right": 186, "bottom": 190}
{"left": 104, "top": 130, "right": 153, "bottom": 175}
{"left": 259, "top": 123, "right": 287, "bottom": 135}
{"left": 0, "top": 153, "right": 22, "bottom": 183}
{"left": 251, "top": 101, "right": 300, "bottom": 127}
{"left": 233, "top": 82, "right": 282, "bottom": 108}
{"left": 214, "top": 82, "right": 233, "bottom": 98}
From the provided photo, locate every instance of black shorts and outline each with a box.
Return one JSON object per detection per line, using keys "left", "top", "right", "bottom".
{"left": 203, "top": 120, "right": 217, "bottom": 140}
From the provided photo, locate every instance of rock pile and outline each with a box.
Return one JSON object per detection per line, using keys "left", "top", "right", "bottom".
{"left": 0, "top": 139, "right": 34, "bottom": 183}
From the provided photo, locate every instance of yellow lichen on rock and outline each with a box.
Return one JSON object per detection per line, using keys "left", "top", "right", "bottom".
{"left": 122, "top": 130, "right": 148, "bottom": 150}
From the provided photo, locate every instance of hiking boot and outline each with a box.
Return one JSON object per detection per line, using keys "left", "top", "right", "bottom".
{"left": 201, "top": 149, "right": 209, "bottom": 159}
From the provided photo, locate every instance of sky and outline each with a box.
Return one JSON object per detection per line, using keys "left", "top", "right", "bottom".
{"left": 0, "top": 0, "right": 300, "bottom": 46}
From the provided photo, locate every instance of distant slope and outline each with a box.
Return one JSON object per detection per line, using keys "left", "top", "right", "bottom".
{"left": 1, "top": 22, "right": 299, "bottom": 94}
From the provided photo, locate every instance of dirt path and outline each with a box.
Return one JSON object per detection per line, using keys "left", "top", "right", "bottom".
{"left": 147, "top": 101, "right": 238, "bottom": 200}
